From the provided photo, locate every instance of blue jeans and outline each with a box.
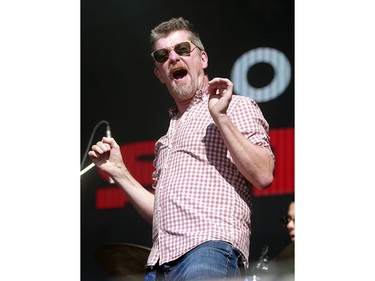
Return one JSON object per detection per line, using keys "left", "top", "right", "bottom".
{"left": 153, "top": 240, "right": 244, "bottom": 281}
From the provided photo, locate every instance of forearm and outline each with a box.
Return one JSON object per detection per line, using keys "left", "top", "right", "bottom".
{"left": 111, "top": 167, "right": 155, "bottom": 224}
{"left": 214, "top": 114, "right": 274, "bottom": 189}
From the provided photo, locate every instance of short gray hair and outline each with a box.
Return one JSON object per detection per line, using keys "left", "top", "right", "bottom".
{"left": 150, "top": 17, "right": 205, "bottom": 52}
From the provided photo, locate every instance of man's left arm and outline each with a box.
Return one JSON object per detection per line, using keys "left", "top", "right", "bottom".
{"left": 208, "top": 77, "right": 275, "bottom": 190}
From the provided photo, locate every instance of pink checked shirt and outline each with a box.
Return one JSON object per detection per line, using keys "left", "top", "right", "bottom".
{"left": 147, "top": 88, "right": 273, "bottom": 269}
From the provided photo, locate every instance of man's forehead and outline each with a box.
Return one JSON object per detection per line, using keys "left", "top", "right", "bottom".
{"left": 155, "top": 30, "right": 189, "bottom": 49}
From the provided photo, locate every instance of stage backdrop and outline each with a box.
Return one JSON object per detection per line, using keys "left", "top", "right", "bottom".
{"left": 81, "top": 1, "right": 294, "bottom": 280}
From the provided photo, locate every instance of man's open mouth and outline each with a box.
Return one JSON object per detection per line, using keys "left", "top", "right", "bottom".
{"left": 172, "top": 68, "right": 188, "bottom": 80}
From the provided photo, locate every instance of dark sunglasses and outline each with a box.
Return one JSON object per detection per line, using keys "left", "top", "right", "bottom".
{"left": 151, "top": 41, "right": 201, "bottom": 63}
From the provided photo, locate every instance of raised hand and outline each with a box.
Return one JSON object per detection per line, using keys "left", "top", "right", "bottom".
{"left": 88, "top": 137, "right": 127, "bottom": 177}
{"left": 207, "top": 77, "right": 234, "bottom": 121}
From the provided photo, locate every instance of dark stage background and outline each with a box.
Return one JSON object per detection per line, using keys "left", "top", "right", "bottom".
{"left": 81, "top": 1, "right": 294, "bottom": 280}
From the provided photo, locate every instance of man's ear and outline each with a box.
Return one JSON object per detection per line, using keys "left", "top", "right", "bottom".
{"left": 201, "top": 50, "right": 208, "bottom": 70}
{"left": 154, "top": 66, "right": 165, "bottom": 84}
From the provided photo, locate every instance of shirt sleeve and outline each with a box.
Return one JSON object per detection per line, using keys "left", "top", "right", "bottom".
{"left": 227, "top": 96, "right": 274, "bottom": 158}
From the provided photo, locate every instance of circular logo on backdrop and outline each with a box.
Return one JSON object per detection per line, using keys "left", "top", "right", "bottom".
{"left": 231, "top": 47, "right": 292, "bottom": 103}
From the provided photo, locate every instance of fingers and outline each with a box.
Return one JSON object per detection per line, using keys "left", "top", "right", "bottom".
{"left": 94, "top": 140, "right": 111, "bottom": 153}
{"left": 208, "top": 77, "right": 233, "bottom": 95}
{"left": 208, "top": 77, "right": 232, "bottom": 87}
{"left": 88, "top": 138, "right": 112, "bottom": 160}
{"left": 101, "top": 136, "right": 120, "bottom": 149}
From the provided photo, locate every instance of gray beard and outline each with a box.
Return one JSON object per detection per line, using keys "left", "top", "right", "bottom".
{"left": 171, "top": 82, "right": 195, "bottom": 99}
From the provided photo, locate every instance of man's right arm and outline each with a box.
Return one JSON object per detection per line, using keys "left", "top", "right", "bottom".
{"left": 88, "top": 137, "right": 154, "bottom": 223}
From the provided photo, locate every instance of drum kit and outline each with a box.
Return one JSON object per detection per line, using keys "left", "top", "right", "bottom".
{"left": 94, "top": 243, "right": 151, "bottom": 281}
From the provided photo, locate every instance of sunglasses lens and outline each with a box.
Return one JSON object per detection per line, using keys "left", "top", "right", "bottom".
{"left": 152, "top": 42, "right": 194, "bottom": 63}
{"left": 153, "top": 49, "right": 169, "bottom": 63}
{"left": 174, "top": 42, "right": 192, "bottom": 56}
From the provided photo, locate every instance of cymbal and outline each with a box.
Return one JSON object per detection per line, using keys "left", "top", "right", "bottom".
{"left": 94, "top": 243, "right": 151, "bottom": 279}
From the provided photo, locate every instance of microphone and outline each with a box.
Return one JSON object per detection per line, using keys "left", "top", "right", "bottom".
{"left": 106, "top": 123, "right": 115, "bottom": 184}
{"left": 80, "top": 120, "right": 114, "bottom": 182}
{"left": 80, "top": 162, "right": 95, "bottom": 176}
{"left": 106, "top": 124, "right": 111, "bottom": 138}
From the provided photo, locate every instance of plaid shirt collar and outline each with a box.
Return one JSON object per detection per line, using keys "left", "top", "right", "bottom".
{"left": 168, "top": 87, "right": 207, "bottom": 118}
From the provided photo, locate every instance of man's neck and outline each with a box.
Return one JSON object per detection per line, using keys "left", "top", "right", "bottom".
{"left": 175, "top": 76, "right": 209, "bottom": 117}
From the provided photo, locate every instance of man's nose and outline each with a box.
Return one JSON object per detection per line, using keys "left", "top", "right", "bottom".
{"left": 168, "top": 50, "right": 180, "bottom": 62}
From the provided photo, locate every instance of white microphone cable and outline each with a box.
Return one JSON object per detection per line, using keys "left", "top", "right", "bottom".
{"left": 80, "top": 120, "right": 111, "bottom": 177}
